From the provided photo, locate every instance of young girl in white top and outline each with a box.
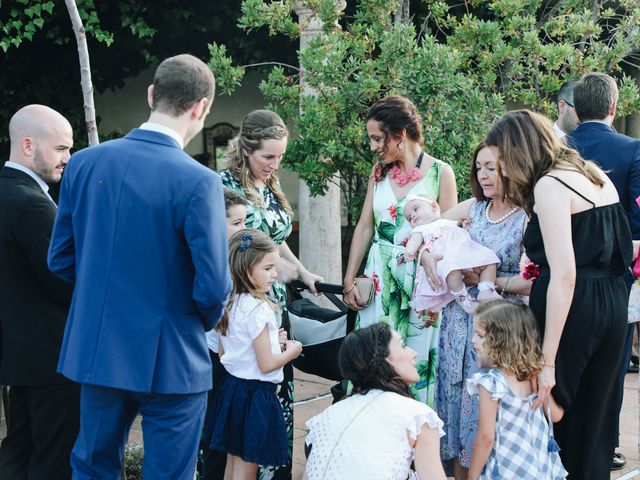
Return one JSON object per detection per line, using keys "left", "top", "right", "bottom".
{"left": 467, "top": 301, "right": 566, "bottom": 480}
{"left": 209, "top": 228, "right": 302, "bottom": 480}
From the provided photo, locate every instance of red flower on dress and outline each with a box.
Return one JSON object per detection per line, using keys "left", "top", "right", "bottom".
{"left": 372, "top": 273, "right": 381, "bottom": 293}
{"left": 387, "top": 204, "right": 397, "bottom": 221}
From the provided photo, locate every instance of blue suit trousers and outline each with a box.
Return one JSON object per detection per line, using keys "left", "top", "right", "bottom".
{"left": 71, "top": 384, "right": 207, "bottom": 480}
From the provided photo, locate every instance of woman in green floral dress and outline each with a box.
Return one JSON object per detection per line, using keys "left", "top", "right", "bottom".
{"left": 343, "top": 96, "right": 457, "bottom": 406}
{"left": 217, "top": 110, "right": 322, "bottom": 480}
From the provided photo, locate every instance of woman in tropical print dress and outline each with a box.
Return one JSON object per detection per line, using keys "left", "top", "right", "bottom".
{"left": 213, "top": 110, "right": 322, "bottom": 480}
{"left": 343, "top": 96, "right": 457, "bottom": 406}
{"left": 422, "top": 142, "right": 532, "bottom": 479}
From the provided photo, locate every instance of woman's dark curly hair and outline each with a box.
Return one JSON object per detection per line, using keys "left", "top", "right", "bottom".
{"left": 339, "top": 323, "right": 412, "bottom": 398}
{"left": 366, "top": 95, "right": 425, "bottom": 183}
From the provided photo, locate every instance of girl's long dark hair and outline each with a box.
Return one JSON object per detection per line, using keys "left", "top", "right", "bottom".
{"left": 339, "top": 323, "right": 412, "bottom": 398}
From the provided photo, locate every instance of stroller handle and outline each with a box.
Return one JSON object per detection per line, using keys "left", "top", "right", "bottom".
{"left": 288, "top": 280, "right": 345, "bottom": 296}
{"left": 287, "top": 280, "right": 354, "bottom": 319}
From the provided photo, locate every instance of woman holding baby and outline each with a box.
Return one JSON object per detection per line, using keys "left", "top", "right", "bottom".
{"left": 342, "top": 95, "right": 457, "bottom": 407}
{"left": 344, "top": 96, "right": 533, "bottom": 478}
{"left": 429, "top": 141, "right": 532, "bottom": 479}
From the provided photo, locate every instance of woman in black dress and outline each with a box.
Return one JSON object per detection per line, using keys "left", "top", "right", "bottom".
{"left": 485, "top": 110, "right": 632, "bottom": 480}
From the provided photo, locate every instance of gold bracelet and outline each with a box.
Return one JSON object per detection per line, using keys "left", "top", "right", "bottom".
{"left": 343, "top": 281, "right": 356, "bottom": 295}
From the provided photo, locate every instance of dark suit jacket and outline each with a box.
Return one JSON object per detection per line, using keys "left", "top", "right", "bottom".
{"left": 567, "top": 122, "right": 640, "bottom": 239}
{"left": 0, "top": 167, "right": 72, "bottom": 386}
{"left": 48, "top": 129, "right": 232, "bottom": 394}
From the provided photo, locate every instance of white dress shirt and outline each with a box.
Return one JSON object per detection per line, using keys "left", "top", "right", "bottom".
{"left": 139, "top": 122, "right": 184, "bottom": 149}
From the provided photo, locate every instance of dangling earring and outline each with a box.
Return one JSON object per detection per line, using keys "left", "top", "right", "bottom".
{"left": 399, "top": 142, "right": 405, "bottom": 151}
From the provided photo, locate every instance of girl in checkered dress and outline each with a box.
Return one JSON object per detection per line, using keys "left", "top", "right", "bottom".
{"left": 466, "top": 301, "right": 567, "bottom": 480}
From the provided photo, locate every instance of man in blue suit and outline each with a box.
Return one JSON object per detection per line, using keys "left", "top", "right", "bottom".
{"left": 48, "top": 54, "right": 232, "bottom": 479}
{"left": 567, "top": 72, "right": 640, "bottom": 471}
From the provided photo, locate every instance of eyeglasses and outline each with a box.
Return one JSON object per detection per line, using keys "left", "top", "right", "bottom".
{"left": 562, "top": 99, "right": 575, "bottom": 108}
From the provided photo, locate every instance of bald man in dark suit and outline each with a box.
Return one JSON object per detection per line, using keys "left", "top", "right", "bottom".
{"left": 0, "top": 105, "right": 78, "bottom": 479}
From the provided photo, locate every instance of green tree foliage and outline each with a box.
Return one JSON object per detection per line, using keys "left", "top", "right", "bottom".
{"left": 210, "top": 0, "right": 640, "bottom": 219}
{"left": 0, "top": 1, "right": 295, "bottom": 158}
{"left": 423, "top": 0, "right": 640, "bottom": 116}
{"left": 210, "top": 0, "right": 503, "bottom": 221}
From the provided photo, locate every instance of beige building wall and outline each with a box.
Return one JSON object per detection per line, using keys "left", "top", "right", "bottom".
{"left": 94, "top": 67, "right": 301, "bottom": 217}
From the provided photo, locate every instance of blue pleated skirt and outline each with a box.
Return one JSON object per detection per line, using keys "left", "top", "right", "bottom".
{"left": 209, "top": 373, "right": 288, "bottom": 467}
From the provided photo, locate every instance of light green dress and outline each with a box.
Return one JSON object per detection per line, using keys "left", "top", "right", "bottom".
{"left": 357, "top": 160, "right": 444, "bottom": 406}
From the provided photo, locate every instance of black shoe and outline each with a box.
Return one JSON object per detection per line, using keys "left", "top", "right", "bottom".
{"left": 628, "top": 363, "right": 639, "bottom": 374}
{"left": 631, "top": 354, "right": 639, "bottom": 366}
{"left": 612, "top": 452, "right": 626, "bottom": 470}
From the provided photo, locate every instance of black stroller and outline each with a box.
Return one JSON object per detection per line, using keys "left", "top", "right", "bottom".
{"left": 287, "top": 281, "right": 357, "bottom": 390}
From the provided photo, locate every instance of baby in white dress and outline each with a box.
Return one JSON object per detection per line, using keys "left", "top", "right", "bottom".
{"left": 403, "top": 194, "right": 501, "bottom": 313}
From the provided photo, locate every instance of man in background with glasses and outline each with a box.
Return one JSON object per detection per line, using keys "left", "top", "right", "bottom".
{"left": 553, "top": 80, "right": 579, "bottom": 139}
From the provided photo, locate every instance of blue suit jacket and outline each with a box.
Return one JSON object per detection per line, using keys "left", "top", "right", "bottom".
{"left": 567, "top": 122, "right": 640, "bottom": 239}
{"left": 48, "top": 129, "right": 232, "bottom": 394}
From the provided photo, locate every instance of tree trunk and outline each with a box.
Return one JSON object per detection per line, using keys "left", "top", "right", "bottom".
{"left": 64, "top": 0, "right": 99, "bottom": 146}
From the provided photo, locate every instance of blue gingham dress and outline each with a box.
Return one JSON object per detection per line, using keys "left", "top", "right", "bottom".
{"left": 467, "top": 369, "right": 567, "bottom": 480}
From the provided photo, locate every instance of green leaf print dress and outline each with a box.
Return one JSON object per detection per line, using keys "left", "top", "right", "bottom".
{"left": 357, "top": 160, "right": 444, "bottom": 407}
{"left": 220, "top": 170, "right": 293, "bottom": 480}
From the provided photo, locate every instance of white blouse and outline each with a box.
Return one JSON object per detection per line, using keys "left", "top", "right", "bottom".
{"left": 219, "top": 294, "right": 282, "bottom": 383}
{"left": 305, "top": 390, "right": 444, "bottom": 480}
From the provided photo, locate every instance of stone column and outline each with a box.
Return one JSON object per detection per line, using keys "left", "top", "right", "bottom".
{"left": 293, "top": 1, "right": 345, "bottom": 284}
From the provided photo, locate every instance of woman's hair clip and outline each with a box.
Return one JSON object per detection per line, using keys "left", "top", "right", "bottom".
{"left": 239, "top": 233, "right": 253, "bottom": 252}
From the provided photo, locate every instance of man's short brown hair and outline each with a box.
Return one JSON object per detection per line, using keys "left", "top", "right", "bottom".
{"left": 573, "top": 73, "right": 618, "bottom": 122}
{"left": 151, "top": 54, "right": 215, "bottom": 116}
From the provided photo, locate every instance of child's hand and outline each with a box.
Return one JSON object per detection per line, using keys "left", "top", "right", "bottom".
{"left": 278, "top": 328, "right": 287, "bottom": 351}
{"left": 285, "top": 340, "right": 303, "bottom": 358}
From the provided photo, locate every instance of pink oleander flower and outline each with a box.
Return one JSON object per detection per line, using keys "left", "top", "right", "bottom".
{"left": 387, "top": 204, "right": 397, "bottom": 221}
